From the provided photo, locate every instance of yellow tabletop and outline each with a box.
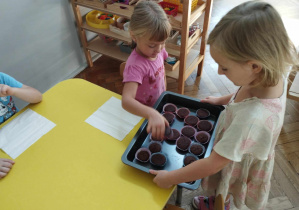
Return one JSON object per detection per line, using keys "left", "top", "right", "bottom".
{"left": 0, "top": 79, "right": 175, "bottom": 210}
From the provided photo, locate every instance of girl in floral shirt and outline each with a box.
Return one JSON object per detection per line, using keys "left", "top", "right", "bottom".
{"left": 150, "top": 1, "right": 298, "bottom": 209}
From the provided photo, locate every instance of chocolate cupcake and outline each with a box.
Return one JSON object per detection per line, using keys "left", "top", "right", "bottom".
{"left": 164, "top": 126, "right": 173, "bottom": 138}
{"left": 135, "top": 148, "right": 151, "bottom": 163}
{"left": 162, "top": 112, "right": 175, "bottom": 125}
{"left": 197, "top": 120, "right": 213, "bottom": 132}
{"left": 176, "top": 136, "right": 192, "bottom": 151}
{"left": 184, "top": 115, "right": 199, "bottom": 127}
{"left": 148, "top": 141, "right": 162, "bottom": 153}
{"left": 189, "top": 142, "right": 205, "bottom": 156}
{"left": 181, "top": 125, "right": 196, "bottom": 138}
{"left": 194, "top": 131, "right": 211, "bottom": 144}
{"left": 183, "top": 153, "right": 199, "bottom": 166}
{"left": 150, "top": 134, "right": 163, "bottom": 142}
{"left": 176, "top": 107, "right": 190, "bottom": 119}
{"left": 166, "top": 129, "right": 180, "bottom": 141}
{"left": 196, "top": 108, "right": 210, "bottom": 119}
{"left": 150, "top": 152, "right": 167, "bottom": 167}
{"left": 163, "top": 103, "right": 177, "bottom": 113}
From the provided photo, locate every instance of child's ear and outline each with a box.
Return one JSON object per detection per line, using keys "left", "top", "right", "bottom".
{"left": 130, "top": 31, "right": 136, "bottom": 42}
{"left": 247, "top": 61, "right": 262, "bottom": 74}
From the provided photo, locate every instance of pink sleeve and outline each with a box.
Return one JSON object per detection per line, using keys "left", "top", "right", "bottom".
{"left": 162, "top": 48, "right": 168, "bottom": 60}
{"left": 123, "top": 65, "right": 144, "bottom": 84}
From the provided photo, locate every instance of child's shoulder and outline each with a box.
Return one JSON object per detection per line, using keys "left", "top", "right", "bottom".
{"left": 0, "top": 72, "right": 12, "bottom": 83}
{"left": 0, "top": 72, "right": 22, "bottom": 87}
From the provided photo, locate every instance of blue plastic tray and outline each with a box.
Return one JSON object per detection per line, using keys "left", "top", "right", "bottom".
{"left": 121, "top": 91, "right": 224, "bottom": 190}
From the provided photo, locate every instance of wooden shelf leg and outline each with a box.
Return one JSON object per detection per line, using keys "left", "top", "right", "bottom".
{"left": 70, "top": 0, "right": 93, "bottom": 67}
{"left": 197, "top": 0, "right": 213, "bottom": 77}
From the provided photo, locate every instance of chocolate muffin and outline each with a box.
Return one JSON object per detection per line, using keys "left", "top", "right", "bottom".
{"left": 164, "top": 126, "right": 173, "bottom": 138}
{"left": 184, "top": 115, "right": 199, "bottom": 127}
{"left": 135, "top": 148, "right": 151, "bottom": 162}
{"left": 181, "top": 126, "right": 196, "bottom": 138}
{"left": 162, "top": 112, "right": 175, "bottom": 124}
{"left": 150, "top": 134, "right": 162, "bottom": 142}
{"left": 176, "top": 107, "right": 190, "bottom": 119}
{"left": 150, "top": 153, "right": 167, "bottom": 167}
{"left": 196, "top": 108, "right": 210, "bottom": 119}
{"left": 166, "top": 129, "right": 180, "bottom": 141}
{"left": 189, "top": 143, "right": 205, "bottom": 156}
{"left": 197, "top": 120, "right": 213, "bottom": 132}
{"left": 195, "top": 131, "right": 211, "bottom": 144}
{"left": 176, "top": 136, "right": 191, "bottom": 151}
{"left": 148, "top": 141, "right": 162, "bottom": 153}
{"left": 183, "top": 154, "right": 198, "bottom": 166}
{"left": 163, "top": 103, "right": 177, "bottom": 113}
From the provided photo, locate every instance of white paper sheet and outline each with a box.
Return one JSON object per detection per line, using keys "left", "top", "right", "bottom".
{"left": 85, "top": 96, "right": 142, "bottom": 141}
{"left": 0, "top": 109, "right": 56, "bottom": 159}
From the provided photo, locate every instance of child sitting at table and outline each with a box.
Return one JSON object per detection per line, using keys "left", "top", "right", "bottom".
{"left": 0, "top": 72, "right": 42, "bottom": 179}
{"left": 150, "top": 1, "right": 298, "bottom": 210}
{"left": 121, "top": 1, "right": 172, "bottom": 140}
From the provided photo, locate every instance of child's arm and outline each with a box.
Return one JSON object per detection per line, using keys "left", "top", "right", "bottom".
{"left": 150, "top": 150, "right": 231, "bottom": 188}
{"left": 200, "top": 93, "right": 234, "bottom": 105}
{"left": 0, "top": 158, "right": 15, "bottom": 179}
{"left": 122, "top": 82, "right": 169, "bottom": 140}
{"left": 0, "top": 84, "right": 42, "bottom": 103}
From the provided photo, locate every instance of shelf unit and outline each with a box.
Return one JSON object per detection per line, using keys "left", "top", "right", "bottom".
{"left": 71, "top": 0, "right": 213, "bottom": 94}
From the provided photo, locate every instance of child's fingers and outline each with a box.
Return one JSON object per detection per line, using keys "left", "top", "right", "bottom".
{"left": 0, "top": 171, "right": 8, "bottom": 179}
{"left": 2, "top": 161, "right": 14, "bottom": 169}
{"left": 200, "top": 98, "right": 209, "bottom": 103}
{"left": 1, "top": 158, "right": 15, "bottom": 164}
{"left": 164, "top": 118, "right": 169, "bottom": 127}
{"left": 146, "top": 124, "right": 152, "bottom": 134}
{"left": 0, "top": 166, "right": 11, "bottom": 173}
{"left": 149, "top": 169, "right": 158, "bottom": 175}
{"left": 1, "top": 85, "right": 8, "bottom": 95}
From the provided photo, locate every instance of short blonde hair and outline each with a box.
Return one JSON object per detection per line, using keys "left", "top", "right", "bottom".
{"left": 208, "top": 1, "right": 298, "bottom": 87}
{"left": 129, "top": 1, "right": 171, "bottom": 42}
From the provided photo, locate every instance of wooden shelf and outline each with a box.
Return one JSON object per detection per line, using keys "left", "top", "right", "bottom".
{"left": 166, "top": 49, "right": 204, "bottom": 80}
{"left": 169, "top": 1, "right": 206, "bottom": 30}
{"left": 81, "top": 17, "right": 131, "bottom": 43}
{"left": 71, "top": 0, "right": 213, "bottom": 93}
{"left": 87, "top": 36, "right": 130, "bottom": 62}
{"left": 75, "top": 1, "right": 131, "bottom": 19}
{"left": 166, "top": 29, "right": 202, "bottom": 57}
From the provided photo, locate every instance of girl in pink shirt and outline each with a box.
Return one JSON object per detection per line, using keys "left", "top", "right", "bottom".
{"left": 122, "top": 1, "right": 172, "bottom": 140}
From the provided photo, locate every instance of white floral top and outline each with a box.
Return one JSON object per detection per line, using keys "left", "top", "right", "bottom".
{"left": 201, "top": 82, "right": 287, "bottom": 210}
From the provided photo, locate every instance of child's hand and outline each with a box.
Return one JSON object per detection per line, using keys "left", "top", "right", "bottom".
{"left": 200, "top": 96, "right": 222, "bottom": 105}
{"left": 147, "top": 109, "right": 169, "bottom": 140}
{"left": 150, "top": 169, "right": 173, "bottom": 188}
{"left": 0, "top": 158, "right": 15, "bottom": 179}
{"left": 0, "top": 84, "right": 14, "bottom": 97}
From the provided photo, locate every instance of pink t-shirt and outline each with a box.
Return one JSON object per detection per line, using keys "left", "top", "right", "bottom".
{"left": 123, "top": 48, "right": 168, "bottom": 107}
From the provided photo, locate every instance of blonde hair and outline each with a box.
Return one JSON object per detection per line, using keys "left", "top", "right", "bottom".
{"left": 208, "top": 1, "right": 298, "bottom": 87}
{"left": 129, "top": 1, "right": 171, "bottom": 43}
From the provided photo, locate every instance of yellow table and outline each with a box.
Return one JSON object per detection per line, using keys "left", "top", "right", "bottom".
{"left": 0, "top": 79, "right": 175, "bottom": 210}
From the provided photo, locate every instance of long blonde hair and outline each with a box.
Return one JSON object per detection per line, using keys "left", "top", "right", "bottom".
{"left": 129, "top": 1, "right": 171, "bottom": 44}
{"left": 208, "top": 1, "right": 298, "bottom": 87}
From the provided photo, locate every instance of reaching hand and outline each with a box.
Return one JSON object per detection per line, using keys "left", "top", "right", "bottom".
{"left": 200, "top": 96, "right": 222, "bottom": 105}
{"left": 150, "top": 169, "right": 173, "bottom": 188}
{"left": 0, "top": 84, "right": 14, "bottom": 97}
{"left": 147, "top": 109, "right": 169, "bottom": 140}
{"left": 0, "top": 158, "right": 15, "bottom": 179}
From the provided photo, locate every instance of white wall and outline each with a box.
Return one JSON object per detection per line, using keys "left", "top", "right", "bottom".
{"left": 0, "top": 0, "right": 89, "bottom": 109}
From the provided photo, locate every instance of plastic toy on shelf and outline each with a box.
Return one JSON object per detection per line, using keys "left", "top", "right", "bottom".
{"left": 86, "top": 10, "right": 115, "bottom": 29}
{"left": 159, "top": 2, "right": 178, "bottom": 17}
{"left": 162, "top": 0, "right": 199, "bottom": 13}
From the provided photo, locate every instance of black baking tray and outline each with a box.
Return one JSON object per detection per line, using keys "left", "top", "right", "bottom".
{"left": 121, "top": 91, "right": 225, "bottom": 190}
